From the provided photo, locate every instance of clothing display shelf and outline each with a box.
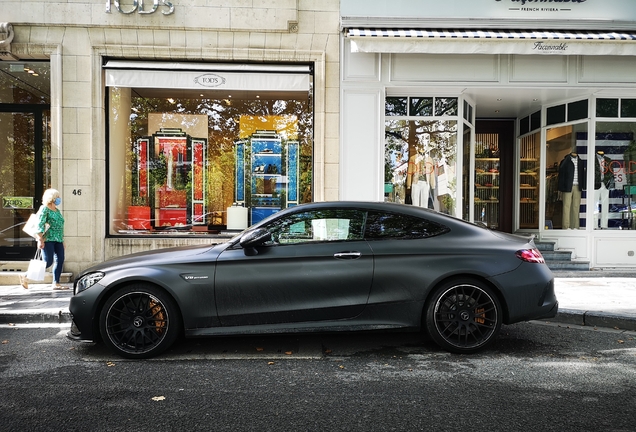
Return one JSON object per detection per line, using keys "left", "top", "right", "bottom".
{"left": 519, "top": 158, "right": 540, "bottom": 229}
{"left": 475, "top": 156, "right": 500, "bottom": 229}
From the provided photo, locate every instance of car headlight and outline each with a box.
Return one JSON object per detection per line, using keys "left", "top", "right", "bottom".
{"left": 76, "top": 272, "right": 105, "bottom": 293}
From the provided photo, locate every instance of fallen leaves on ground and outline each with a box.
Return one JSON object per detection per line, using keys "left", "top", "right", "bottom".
{"left": 106, "top": 361, "right": 116, "bottom": 367}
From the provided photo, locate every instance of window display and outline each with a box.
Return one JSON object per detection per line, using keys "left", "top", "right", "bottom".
{"left": 594, "top": 120, "right": 636, "bottom": 229}
{"left": 107, "top": 63, "right": 314, "bottom": 236}
{"left": 544, "top": 123, "right": 588, "bottom": 230}
{"left": 384, "top": 96, "right": 459, "bottom": 217}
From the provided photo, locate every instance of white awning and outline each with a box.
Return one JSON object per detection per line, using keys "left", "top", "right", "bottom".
{"left": 104, "top": 61, "right": 311, "bottom": 91}
{"left": 346, "top": 29, "right": 636, "bottom": 56}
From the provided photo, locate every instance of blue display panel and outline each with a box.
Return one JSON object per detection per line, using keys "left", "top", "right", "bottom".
{"left": 235, "top": 140, "right": 245, "bottom": 202}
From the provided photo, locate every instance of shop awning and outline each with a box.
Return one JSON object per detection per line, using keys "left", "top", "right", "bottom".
{"left": 345, "top": 29, "right": 636, "bottom": 56}
{"left": 104, "top": 61, "right": 311, "bottom": 91}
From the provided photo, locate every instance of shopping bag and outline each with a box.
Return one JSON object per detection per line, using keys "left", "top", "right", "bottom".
{"left": 22, "top": 213, "right": 40, "bottom": 238}
{"left": 25, "top": 250, "right": 47, "bottom": 282}
{"left": 22, "top": 206, "right": 47, "bottom": 239}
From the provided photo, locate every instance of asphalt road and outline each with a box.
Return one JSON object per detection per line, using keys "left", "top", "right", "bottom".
{"left": 0, "top": 322, "right": 635, "bottom": 432}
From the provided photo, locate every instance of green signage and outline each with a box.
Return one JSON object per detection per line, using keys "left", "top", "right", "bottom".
{"left": 2, "top": 196, "right": 34, "bottom": 210}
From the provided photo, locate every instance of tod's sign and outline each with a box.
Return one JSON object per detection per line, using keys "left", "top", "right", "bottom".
{"left": 106, "top": 0, "right": 175, "bottom": 15}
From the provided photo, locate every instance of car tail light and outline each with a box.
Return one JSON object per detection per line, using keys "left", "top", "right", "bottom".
{"left": 515, "top": 248, "right": 545, "bottom": 263}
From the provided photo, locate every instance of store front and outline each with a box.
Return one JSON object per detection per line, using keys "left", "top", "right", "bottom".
{"left": 1, "top": 1, "right": 339, "bottom": 277}
{"left": 105, "top": 61, "right": 314, "bottom": 236}
{"left": 340, "top": 0, "right": 636, "bottom": 268}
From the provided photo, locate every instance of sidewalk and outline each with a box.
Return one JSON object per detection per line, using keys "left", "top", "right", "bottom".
{"left": 1, "top": 273, "right": 635, "bottom": 331}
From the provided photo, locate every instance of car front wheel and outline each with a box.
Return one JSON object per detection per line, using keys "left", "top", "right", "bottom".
{"left": 99, "top": 284, "right": 181, "bottom": 359}
{"left": 425, "top": 279, "right": 502, "bottom": 354}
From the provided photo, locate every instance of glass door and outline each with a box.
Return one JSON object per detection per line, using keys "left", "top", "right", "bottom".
{"left": 0, "top": 107, "right": 50, "bottom": 259}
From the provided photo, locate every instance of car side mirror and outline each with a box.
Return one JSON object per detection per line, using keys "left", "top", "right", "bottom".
{"left": 239, "top": 228, "right": 272, "bottom": 253}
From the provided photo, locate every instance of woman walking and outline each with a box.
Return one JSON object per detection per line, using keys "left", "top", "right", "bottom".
{"left": 21, "top": 188, "right": 68, "bottom": 290}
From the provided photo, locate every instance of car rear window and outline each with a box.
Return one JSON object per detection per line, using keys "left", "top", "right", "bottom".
{"left": 364, "top": 211, "right": 449, "bottom": 240}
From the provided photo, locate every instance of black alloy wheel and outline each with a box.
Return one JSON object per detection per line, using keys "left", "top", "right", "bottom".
{"left": 99, "top": 284, "right": 181, "bottom": 359}
{"left": 425, "top": 279, "right": 502, "bottom": 354}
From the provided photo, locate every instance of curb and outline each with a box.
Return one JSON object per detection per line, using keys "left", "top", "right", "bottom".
{"left": 0, "top": 311, "right": 71, "bottom": 325}
{"left": 1, "top": 309, "right": 635, "bottom": 332}
{"left": 551, "top": 308, "right": 636, "bottom": 331}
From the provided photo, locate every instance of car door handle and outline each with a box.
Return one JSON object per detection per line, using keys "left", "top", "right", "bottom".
{"left": 334, "top": 251, "right": 362, "bottom": 259}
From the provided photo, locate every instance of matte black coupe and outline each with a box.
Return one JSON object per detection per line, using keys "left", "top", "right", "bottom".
{"left": 68, "top": 201, "right": 558, "bottom": 358}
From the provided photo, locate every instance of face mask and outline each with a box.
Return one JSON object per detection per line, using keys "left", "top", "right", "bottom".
{"left": 54, "top": 198, "right": 62, "bottom": 206}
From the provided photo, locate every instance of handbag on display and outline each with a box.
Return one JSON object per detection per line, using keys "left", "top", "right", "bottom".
{"left": 25, "top": 249, "right": 47, "bottom": 282}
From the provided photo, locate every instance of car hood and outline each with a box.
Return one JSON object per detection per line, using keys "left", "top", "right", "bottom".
{"left": 78, "top": 243, "right": 223, "bottom": 276}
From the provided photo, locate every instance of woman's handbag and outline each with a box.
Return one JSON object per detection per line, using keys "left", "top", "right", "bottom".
{"left": 25, "top": 250, "right": 47, "bottom": 282}
{"left": 22, "top": 206, "right": 47, "bottom": 238}
{"left": 22, "top": 213, "right": 40, "bottom": 238}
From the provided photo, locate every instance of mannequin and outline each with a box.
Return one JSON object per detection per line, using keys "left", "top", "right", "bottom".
{"left": 594, "top": 150, "right": 614, "bottom": 229}
{"left": 406, "top": 135, "right": 436, "bottom": 207}
{"left": 558, "top": 152, "right": 586, "bottom": 229}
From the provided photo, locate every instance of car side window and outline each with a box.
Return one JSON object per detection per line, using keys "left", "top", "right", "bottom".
{"left": 364, "top": 211, "right": 449, "bottom": 240}
{"left": 266, "top": 209, "right": 366, "bottom": 245}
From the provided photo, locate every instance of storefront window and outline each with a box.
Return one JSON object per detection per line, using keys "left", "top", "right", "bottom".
{"left": 384, "top": 112, "right": 458, "bottom": 216}
{"left": 519, "top": 132, "right": 540, "bottom": 229}
{"left": 107, "top": 63, "right": 313, "bottom": 235}
{"left": 594, "top": 121, "right": 636, "bottom": 229}
{"left": 544, "top": 122, "right": 588, "bottom": 230}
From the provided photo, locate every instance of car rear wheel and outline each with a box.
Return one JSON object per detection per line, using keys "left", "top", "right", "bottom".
{"left": 425, "top": 279, "right": 502, "bottom": 354}
{"left": 99, "top": 284, "right": 181, "bottom": 359}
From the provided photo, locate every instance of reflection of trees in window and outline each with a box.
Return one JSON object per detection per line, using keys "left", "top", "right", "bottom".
{"left": 128, "top": 92, "right": 313, "bottom": 220}
{"left": 365, "top": 212, "right": 449, "bottom": 239}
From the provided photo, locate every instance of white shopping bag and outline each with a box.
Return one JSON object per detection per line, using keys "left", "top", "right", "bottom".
{"left": 22, "top": 206, "right": 47, "bottom": 239}
{"left": 25, "top": 250, "right": 46, "bottom": 281}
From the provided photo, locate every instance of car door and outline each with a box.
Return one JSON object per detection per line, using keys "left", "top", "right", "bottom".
{"left": 214, "top": 208, "right": 373, "bottom": 326}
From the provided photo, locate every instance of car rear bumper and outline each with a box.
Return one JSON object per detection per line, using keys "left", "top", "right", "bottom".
{"left": 490, "top": 263, "right": 558, "bottom": 324}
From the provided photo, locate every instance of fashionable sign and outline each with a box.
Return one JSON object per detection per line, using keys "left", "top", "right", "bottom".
{"left": 347, "top": 29, "right": 636, "bottom": 56}
{"left": 106, "top": 0, "right": 174, "bottom": 15}
{"left": 341, "top": 0, "right": 636, "bottom": 24}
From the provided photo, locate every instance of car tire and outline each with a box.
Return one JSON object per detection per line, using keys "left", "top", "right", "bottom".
{"left": 99, "top": 284, "right": 181, "bottom": 359}
{"left": 425, "top": 279, "right": 502, "bottom": 354}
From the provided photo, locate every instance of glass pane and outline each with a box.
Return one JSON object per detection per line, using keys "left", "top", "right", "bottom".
{"left": 597, "top": 98, "right": 619, "bottom": 118}
{"left": 0, "top": 62, "right": 50, "bottom": 105}
{"left": 386, "top": 97, "right": 407, "bottom": 116}
{"left": 530, "top": 110, "right": 541, "bottom": 131}
{"left": 519, "top": 132, "right": 540, "bottom": 229}
{"left": 475, "top": 133, "right": 500, "bottom": 229}
{"left": 461, "top": 124, "right": 472, "bottom": 222}
{"left": 620, "top": 99, "right": 636, "bottom": 118}
{"left": 544, "top": 123, "right": 587, "bottom": 230}
{"left": 365, "top": 211, "right": 450, "bottom": 239}
{"left": 384, "top": 119, "right": 457, "bottom": 216}
{"left": 410, "top": 97, "right": 433, "bottom": 116}
{"left": 519, "top": 116, "right": 530, "bottom": 136}
{"left": 435, "top": 98, "right": 458, "bottom": 116}
{"left": 0, "top": 112, "right": 36, "bottom": 250}
{"left": 108, "top": 81, "right": 314, "bottom": 235}
{"left": 546, "top": 104, "right": 566, "bottom": 126}
{"left": 568, "top": 100, "right": 588, "bottom": 122}
{"left": 595, "top": 122, "right": 636, "bottom": 229}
